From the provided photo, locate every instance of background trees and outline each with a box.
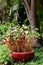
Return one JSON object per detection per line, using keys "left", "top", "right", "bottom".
{"left": 0, "top": 0, "right": 43, "bottom": 45}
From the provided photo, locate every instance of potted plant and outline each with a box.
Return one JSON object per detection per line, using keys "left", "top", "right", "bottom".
{"left": 5, "top": 25, "right": 40, "bottom": 62}
{"left": 0, "top": 44, "right": 14, "bottom": 65}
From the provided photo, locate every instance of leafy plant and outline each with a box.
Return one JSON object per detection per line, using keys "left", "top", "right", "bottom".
{"left": 5, "top": 25, "right": 40, "bottom": 52}
{"left": 0, "top": 44, "right": 13, "bottom": 65}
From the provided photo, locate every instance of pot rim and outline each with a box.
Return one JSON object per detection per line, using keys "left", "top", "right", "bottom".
{"left": 12, "top": 50, "right": 34, "bottom": 54}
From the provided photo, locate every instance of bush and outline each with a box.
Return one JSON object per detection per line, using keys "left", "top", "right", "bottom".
{"left": 0, "top": 44, "right": 13, "bottom": 65}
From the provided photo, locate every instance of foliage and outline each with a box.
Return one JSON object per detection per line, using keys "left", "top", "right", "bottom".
{"left": 0, "top": 21, "right": 18, "bottom": 40}
{"left": 4, "top": 25, "right": 40, "bottom": 52}
{"left": 0, "top": 44, "right": 13, "bottom": 65}
{"left": 0, "top": 0, "right": 18, "bottom": 23}
{"left": 23, "top": 18, "right": 29, "bottom": 26}
{"left": 0, "top": 25, "right": 8, "bottom": 40}
{"left": 3, "top": 25, "right": 40, "bottom": 40}
{"left": 37, "top": 2, "right": 43, "bottom": 33}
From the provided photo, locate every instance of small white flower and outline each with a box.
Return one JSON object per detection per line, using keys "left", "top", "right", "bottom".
{"left": 14, "top": 29, "right": 17, "bottom": 32}
{"left": 22, "top": 25, "right": 25, "bottom": 27}
{"left": 24, "top": 26, "right": 27, "bottom": 29}
{"left": 25, "top": 31, "right": 28, "bottom": 34}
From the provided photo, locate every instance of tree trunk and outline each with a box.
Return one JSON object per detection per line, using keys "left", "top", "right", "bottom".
{"left": 23, "top": 0, "right": 31, "bottom": 21}
{"left": 31, "top": 0, "right": 40, "bottom": 31}
{"left": 23, "top": 0, "right": 31, "bottom": 28}
{"left": 23, "top": 0, "right": 41, "bottom": 47}
{"left": 31, "top": 0, "right": 36, "bottom": 29}
{"left": 23, "top": 0, "right": 40, "bottom": 30}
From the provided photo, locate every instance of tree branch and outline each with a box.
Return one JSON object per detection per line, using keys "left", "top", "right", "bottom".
{"left": 23, "top": 0, "right": 31, "bottom": 23}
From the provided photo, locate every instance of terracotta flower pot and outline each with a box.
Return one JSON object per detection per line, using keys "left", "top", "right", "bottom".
{"left": 11, "top": 50, "right": 34, "bottom": 62}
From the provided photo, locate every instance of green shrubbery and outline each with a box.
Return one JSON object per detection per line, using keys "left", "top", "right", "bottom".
{"left": 0, "top": 44, "right": 13, "bottom": 64}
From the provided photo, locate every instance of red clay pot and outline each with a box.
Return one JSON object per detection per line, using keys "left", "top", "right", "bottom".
{"left": 6, "top": 41, "right": 35, "bottom": 62}
{"left": 11, "top": 50, "right": 34, "bottom": 62}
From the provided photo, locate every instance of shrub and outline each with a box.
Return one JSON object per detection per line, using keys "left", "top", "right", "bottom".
{"left": 0, "top": 44, "right": 13, "bottom": 65}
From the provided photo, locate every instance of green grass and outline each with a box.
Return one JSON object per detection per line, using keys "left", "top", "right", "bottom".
{"left": 14, "top": 47, "right": 43, "bottom": 65}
